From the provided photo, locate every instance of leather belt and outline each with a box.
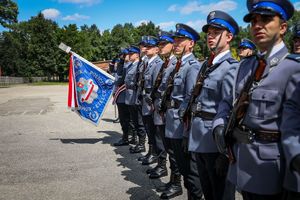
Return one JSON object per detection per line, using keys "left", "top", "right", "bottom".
{"left": 191, "top": 102, "right": 202, "bottom": 113}
{"left": 192, "top": 111, "right": 215, "bottom": 120}
{"left": 233, "top": 126, "right": 281, "bottom": 144}
{"left": 166, "top": 99, "right": 181, "bottom": 109}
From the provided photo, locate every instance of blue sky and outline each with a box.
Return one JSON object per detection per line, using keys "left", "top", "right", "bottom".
{"left": 5, "top": 0, "right": 300, "bottom": 32}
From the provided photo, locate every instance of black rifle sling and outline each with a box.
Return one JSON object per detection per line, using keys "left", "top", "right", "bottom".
{"left": 192, "top": 60, "right": 222, "bottom": 98}
{"left": 151, "top": 58, "right": 169, "bottom": 99}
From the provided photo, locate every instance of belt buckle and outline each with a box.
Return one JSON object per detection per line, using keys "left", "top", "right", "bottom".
{"left": 191, "top": 111, "right": 195, "bottom": 117}
{"left": 196, "top": 102, "right": 201, "bottom": 112}
{"left": 248, "top": 130, "right": 255, "bottom": 143}
{"left": 191, "top": 102, "right": 201, "bottom": 112}
{"left": 171, "top": 100, "right": 175, "bottom": 107}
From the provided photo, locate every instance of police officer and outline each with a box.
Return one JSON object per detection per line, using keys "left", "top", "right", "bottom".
{"left": 213, "top": 0, "right": 300, "bottom": 199}
{"left": 163, "top": 23, "right": 203, "bottom": 200}
{"left": 140, "top": 36, "right": 164, "bottom": 165}
{"left": 130, "top": 36, "right": 148, "bottom": 154}
{"left": 147, "top": 31, "right": 184, "bottom": 198}
{"left": 124, "top": 45, "right": 147, "bottom": 153}
{"left": 238, "top": 38, "right": 256, "bottom": 59}
{"left": 113, "top": 48, "right": 133, "bottom": 146}
{"left": 147, "top": 31, "right": 176, "bottom": 180}
{"left": 181, "top": 10, "right": 239, "bottom": 200}
{"left": 281, "top": 81, "right": 300, "bottom": 200}
{"left": 292, "top": 22, "right": 300, "bottom": 54}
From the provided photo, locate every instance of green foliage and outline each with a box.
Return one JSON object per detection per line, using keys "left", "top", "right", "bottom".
{"left": 0, "top": 0, "right": 18, "bottom": 28}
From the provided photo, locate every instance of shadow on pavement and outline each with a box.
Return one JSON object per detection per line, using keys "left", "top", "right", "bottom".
{"left": 49, "top": 138, "right": 102, "bottom": 144}
{"left": 101, "top": 118, "right": 120, "bottom": 123}
{"left": 98, "top": 130, "right": 164, "bottom": 200}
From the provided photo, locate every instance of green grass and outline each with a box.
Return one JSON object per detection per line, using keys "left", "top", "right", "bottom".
{"left": 28, "top": 81, "right": 68, "bottom": 86}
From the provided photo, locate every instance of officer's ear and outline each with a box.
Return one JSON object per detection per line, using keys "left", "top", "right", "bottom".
{"left": 225, "top": 30, "right": 233, "bottom": 43}
{"left": 188, "top": 39, "right": 195, "bottom": 48}
{"left": 279, "top": 18, "right": 288, "bottom": 37}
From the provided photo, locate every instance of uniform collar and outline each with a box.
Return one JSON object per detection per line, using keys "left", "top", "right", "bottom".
{"left": 124, "top": 61, "right": 132, "bottom": 68}
{"left": 181, "top": 53, "right": 193, "bottom": 62}
{"left": 148, "top": 55, "right": 159, "bottom": 65}
{"left": 212, "top": 50, "right": 230, "bottom": 65}
{"left": 259, "top": 41, "right": 285, "bottom": 58}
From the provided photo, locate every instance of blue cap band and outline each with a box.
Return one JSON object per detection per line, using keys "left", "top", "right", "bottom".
{"left": 297, "top": 31, "right": 300, "bottom": 37}
{"left": 146, "top": 39, "right": 158, "bottom": 46}
{"left": 159, "top": 35, "right": 174, "bottom": 43}
{"left": 128, "top": 47, "right": 140, "bottom": 53}
{"left": 209, "top": 18, "right": 236, "bottom": 35}
{"left": 253, "top": 2, "right": 287, "bottom": 20}
{"left": 121, "top": 49, "right": 129, "bottom": 54}
{"left": 176, "top": 29, "right": 196, "bottom": 41}
{"left": 239, "top": 42, "right": 254, "bottom": 49}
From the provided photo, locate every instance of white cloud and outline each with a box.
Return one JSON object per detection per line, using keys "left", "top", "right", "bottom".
{"left": 62, "top": 13, "right": 90, "bottom": 21}
{"left": 294, "top": 2, "right": 300, "bottom": 10}
{"left": 186, "top": 20, "right": 206, "bottom": 31}
{"left": 169, "top": 0, "right": 237, "bottom": 15}
{"left": 181, "top": 1, "right": 201, "bottom": 15}
{"left": 58, "top": 0, "right": 101, "bottom": 6}
{"left": 42, "top": 8, "right": 60, "bottom": 20}
{"left": 167, "top": 4, "right": 178, "bottom": 12}
{"left": 158, "top": 21, "right": 176, "bottom": 30}
{"left": 134, "top": 20, "right": 150, "bottom": 27}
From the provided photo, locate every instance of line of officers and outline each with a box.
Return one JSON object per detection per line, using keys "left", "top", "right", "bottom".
{"left": 110, "top": 0, "right": 300, "bottom": 199}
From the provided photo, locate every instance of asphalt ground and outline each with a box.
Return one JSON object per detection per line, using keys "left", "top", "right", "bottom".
{"left": 0, "top": 85, "right": 242, "bottom": 200}
{"left": 0, "top": 85, "right": 189, "bottom": 200}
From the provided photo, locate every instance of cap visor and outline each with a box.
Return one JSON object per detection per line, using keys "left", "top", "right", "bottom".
{"left": 244, "top": 10, "right": 277, "bottom": 22}
{"left": 202, "top": 23, "right": 226, "bottom": 33}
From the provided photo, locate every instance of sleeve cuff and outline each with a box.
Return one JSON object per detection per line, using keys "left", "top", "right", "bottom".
{"left": 213, "top": 118, "right": 225, "bottom": 129}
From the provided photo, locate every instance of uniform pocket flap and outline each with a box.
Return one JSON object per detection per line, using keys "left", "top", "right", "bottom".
{"left": 204, "top": 81, "right": 218, "bottom": 90}
{"left": 258, "top": 144, "right": 280, "bottom": 160}
{"left": 145, "top": 75, "right": 151, "bottom": 80}
{"left": 174, "top": 78, "right": 183, "bottom": 85}
{"left": 252, "top": 89, "right": 279, "bottom": 102}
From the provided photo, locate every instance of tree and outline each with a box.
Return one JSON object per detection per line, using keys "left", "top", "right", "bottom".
{"left": 285, "top": 10, "right": 300, "bottom": 51}
{"left": 0, "top": 0, "right": 18, "bottom": 28}
{"left": 22, "top": 13, "right": 59, "bottom": 79}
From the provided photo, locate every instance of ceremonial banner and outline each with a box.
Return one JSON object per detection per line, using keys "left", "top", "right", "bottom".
{"left": 68, "top": 53, "right": 115, "bottom": 125}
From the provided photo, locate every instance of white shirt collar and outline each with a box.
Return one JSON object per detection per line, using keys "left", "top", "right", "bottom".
{"left": 259, "top": 41, "right": 285, "bottom": 58}
{"left": 169, "top": 54, "right": 175, "bottom": 60}
{"left": 148, "top": 55, "right": 158, "bottom": 65}
{"left": 212, "top": 50, "right": 230, "bottom": 65}
{"left": 181, "top": 53, "right": 192, "bottom": 62}
{"left": 142, "top": 55, "right": 148, "bottom": 61}
{"left": 133, "top": 60, "right": 139, "bottom": 65}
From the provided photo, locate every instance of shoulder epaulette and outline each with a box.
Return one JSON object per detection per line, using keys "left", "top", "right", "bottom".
{"left": 226, "top": 57, "right": 239, "bottom": 64}
{"left": 155, "top": 59, "right": 161, "bottom": 64}
{"left": 286, "top": 54, "right": 300, "bottom": 63}
{"left": 189, "top": 60, "right": 197, "bottom": 65}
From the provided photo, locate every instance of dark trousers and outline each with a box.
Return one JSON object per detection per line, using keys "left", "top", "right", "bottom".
{"left": 282, "top": 189, "right": 300, "bottom": 200}
{"left": 116, "top": 103, "right": 132, "bottom": 140}
{"left": 142, "top": 114, "right": 156, "bottom": 147}
{"left": 194, "top": 152, "right": 234, "bottom": 200}
{"left": 128, "top": 105, "right": 146, "bottom": 138}
{"left": 155, "top": 125, "right": 167, "bottom": 159}
{"left": 171, "top": 138, "right": 202, "bottom": 199}
{"left": 160, "top": 127, "right": 180, "bottom": 175}
{"left": 242, "top": 191, "right": 283, "bottom": 200}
